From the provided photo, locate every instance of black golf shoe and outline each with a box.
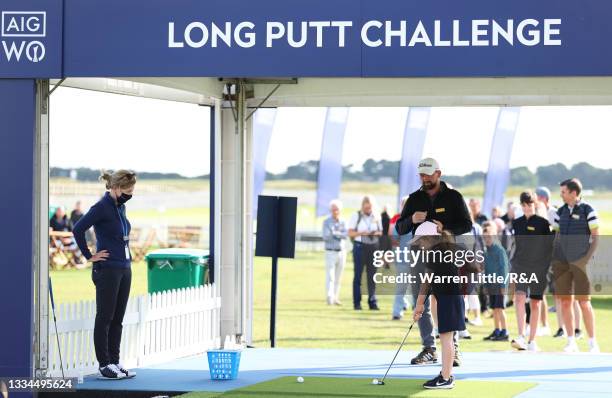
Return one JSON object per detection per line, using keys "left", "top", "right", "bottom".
{"left": 423, "top": 373, "right": 455, "bottom": 389}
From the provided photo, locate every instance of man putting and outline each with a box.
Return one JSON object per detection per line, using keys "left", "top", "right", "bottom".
{"left": 395, "top": 157, "right": 472, "bottom": 366}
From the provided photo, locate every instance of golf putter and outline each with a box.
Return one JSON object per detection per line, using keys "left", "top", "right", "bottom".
{"left": 49, "top": 277, "right": 66, "bottom": 378}
{"left": 377, "top": 291, "right": 431, "bottom": 386}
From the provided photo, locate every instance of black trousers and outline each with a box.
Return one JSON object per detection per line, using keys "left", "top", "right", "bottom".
{"left": 352, "top": 242, "right": 378, "bottom": 308}
{"left": 92, "top": 266, "right": 132, "bottom": 367}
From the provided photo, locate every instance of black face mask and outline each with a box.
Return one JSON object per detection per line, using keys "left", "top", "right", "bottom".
{"left": 117, "top": 193, "right": 132, "bottom": 204}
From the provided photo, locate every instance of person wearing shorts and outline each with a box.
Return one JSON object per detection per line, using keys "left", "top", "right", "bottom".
{"left": 482, "top": 221, "right": 509, "bottom": 342}
{"left": 552, "top": 178, "right": 600, "bottom": 353}
{"left": 413, "top": 223, "right": 466, "bottom": 390}
{"left": 509, "top": 191, "right": 553, "bottom": 352}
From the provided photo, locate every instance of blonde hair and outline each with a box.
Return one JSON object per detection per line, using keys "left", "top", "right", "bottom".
{"left": 100, "top": 169, "right": 137, "bottom": 190}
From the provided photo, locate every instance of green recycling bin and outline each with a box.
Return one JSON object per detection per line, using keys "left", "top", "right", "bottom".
{"left": 146, "top": 248, "right": 209, "bottom": 293}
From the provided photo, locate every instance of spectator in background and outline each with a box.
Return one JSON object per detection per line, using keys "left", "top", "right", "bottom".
{"left": 482, "top": 221, "right": 510, "bottom": 342}
{"left": 491, "top": 206, "right": 503, "bottom": 221}
{"left": 501, "top": 202, "right": 513, "bottom": 223}
{"left": 536, "top": 186, "right": 583, "bottom": 339}
{"left": 469, "top": 198, "right": 488, "bottom": 226}
{"left": 70, "top": 200, "right": 84, "bottom": 228}
{"left": 552, "top": 178, "right": 600, "bottom": 353}
{"left": 501, "top": 203, "right": 520, "bottom": 257}
{"left": 390, "top": 196, "right": 413, "bottom": 320}
{"left": 50, "top": 206, "right": 85, "bottom": 266}
{"left": 322, "top": 200, "right": 348, "bottom": 306}
{"left": 51, "top": 207, "right": 71, "bottom": 233}
{"left": 379, "top": 204, "right": 392, "bottom": 268}
{"left": 70, "top": 200, "right": 96, "bottom": 246}
{"left": 349, "top": 195, "right": 382, "bottom": 311}
{"left": 462, "top": 207, "right": 484, "bottom": 330}
{"left": 510, "top": 191, "right": 553, "bottom": 352}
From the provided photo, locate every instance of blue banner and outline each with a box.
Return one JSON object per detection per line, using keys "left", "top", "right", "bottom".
{"left": 4, "top": 0, "right": 612, "bottom": 77}
{"left": 398, "top": 107, "right": 430, "bottom": 205}
{"left": 316, "top": 108, "right": 349, "bottom": 217}
{"left": 482, "top": 107, "right": 521, "bottom": 218}
{"left": 252, "top": 108, "right": 277, "bottom": 217}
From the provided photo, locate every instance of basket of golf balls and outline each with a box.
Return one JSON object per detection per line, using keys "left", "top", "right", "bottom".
{"left": 207, "top": 349, "right": 241, "bottom": 380}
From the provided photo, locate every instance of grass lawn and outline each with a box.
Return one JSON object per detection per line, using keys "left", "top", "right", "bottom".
{"left": 177, "top": 377, "right": 536, "bottom": 398}
{"left": 50, "top": 250, "right": 612, "bottom": 353}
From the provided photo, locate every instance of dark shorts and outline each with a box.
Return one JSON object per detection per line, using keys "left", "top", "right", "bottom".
{"left": 489, "top": 294, "right": 505, "bottom": 309}
{"left": 514, "top": 283, "right": 544, "bottom": 300}
{"left": 513, "top": 266, "right": 547, "bottom": 300}
{"left": 435, "top": 294, "right": 466, "bottom": 334}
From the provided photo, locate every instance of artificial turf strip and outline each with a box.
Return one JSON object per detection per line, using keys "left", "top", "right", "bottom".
{"left": 178, "top": 376, "right": 537, "bottom": 398}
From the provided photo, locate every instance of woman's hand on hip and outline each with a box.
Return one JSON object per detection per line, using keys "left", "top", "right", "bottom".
{"left": 90, "top": 250, "right": 109, "bottom": 262}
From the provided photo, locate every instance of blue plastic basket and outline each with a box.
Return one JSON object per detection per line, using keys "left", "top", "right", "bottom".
{"left": 207, "top": 350, "right": 242, "bottom": 380}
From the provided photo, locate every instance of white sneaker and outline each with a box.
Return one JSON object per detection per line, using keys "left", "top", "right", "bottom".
{"left": 97, "top": 365, "right": 126, "bottom": 380}
{"left": 563, "top": 340, "right": 580, "bottom": 353}
{"left": 458, "top": 329, "right": 472, "bottom": 339}
{"left": 113, "top": 363, "right": 136, "bottom": 378}
{"left": 527, "top": 341, "right": 539, "bottom": 352}
{"left": 511, "top": 336, "right": 527, "bottom": 350}
{"left": 537, "top": 326, "right": 551, "bottom": 336}
{"left": 589, "top": 340, "right": 600, "bottom": 353}
{"left": 468, "top": 318, "right": 483, "bottom": 326}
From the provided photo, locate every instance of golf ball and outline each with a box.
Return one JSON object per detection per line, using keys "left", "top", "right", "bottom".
{"left": 297, "top": 376, "right": 304, "bottom": 383}
{"left": 372, "top": 378, "right": 379, "bottom": 385}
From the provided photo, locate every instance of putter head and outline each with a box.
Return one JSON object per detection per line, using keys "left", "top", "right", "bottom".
{"left": 378, "top": 380, "right": 385, "bottom": 385}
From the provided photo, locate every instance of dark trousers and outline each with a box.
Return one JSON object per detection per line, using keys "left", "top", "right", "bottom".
{"left": 352, "top": 242, "right": 377, "bottom": 308}
{"left": 92, "top": 267, "right": 132, "bottom": 367}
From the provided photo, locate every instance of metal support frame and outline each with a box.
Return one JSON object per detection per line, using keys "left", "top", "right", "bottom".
{"left": 34, "top": 80, "right": 50, "bottom": 379}
{"left": 235, "top": 81, "right": 247, "bottom": 340}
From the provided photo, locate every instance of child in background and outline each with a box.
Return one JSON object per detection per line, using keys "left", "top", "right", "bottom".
{"left": 482, "top": 221, "right": 510, "bottom": 342}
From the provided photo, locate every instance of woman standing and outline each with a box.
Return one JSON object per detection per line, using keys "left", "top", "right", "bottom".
{"left": 73, "top": 170, "right": 137, "bottom": 380}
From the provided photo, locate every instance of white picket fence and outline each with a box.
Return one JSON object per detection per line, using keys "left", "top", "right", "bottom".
{"left": 47, "top": 284, "right": 221, "bottom": 377}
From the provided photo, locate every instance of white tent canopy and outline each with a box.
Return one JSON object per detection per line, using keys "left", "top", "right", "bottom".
{"left": 54, "top": 76, "right": 612, "bottom": 107}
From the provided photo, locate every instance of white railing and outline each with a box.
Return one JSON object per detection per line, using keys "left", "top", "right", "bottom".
{"left": 47, "top": 284, "right": 221, "bottom": 377}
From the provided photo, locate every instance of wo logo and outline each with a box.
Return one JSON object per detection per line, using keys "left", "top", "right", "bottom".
{"left": 1, "top": 11, "right": 47, "bottom": 63}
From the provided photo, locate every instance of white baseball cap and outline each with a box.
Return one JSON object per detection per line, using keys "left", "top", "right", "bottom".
{"left": 417, "top": 158, "right": 440, "bottom": 175}
{"left": 409, "top": 221, "right": 440, "bottom": 244}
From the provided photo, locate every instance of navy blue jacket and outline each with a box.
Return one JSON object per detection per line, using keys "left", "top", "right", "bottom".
{"left": 73, "top": 192, "right": 131, "bottom": 268}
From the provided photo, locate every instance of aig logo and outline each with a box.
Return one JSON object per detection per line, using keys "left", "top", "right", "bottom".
{"left": 1, "top": 11, "right": 46, "bottom": 63}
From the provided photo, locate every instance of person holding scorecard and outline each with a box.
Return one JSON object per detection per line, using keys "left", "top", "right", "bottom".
{"left": 73, "top": 170, "right": 138, "bottom": 380}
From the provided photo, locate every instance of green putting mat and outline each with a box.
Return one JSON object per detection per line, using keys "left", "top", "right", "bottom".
{"left": 179, "top": 376, "right": 536, "bottom": 398}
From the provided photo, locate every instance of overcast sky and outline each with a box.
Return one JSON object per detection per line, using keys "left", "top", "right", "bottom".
{"left": 50, "top": 87, "right": 612, "bottom": 177}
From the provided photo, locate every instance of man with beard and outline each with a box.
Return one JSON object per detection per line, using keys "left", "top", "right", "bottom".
{"left": 396, "top": 157, "right": 472, "bottom": 366}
